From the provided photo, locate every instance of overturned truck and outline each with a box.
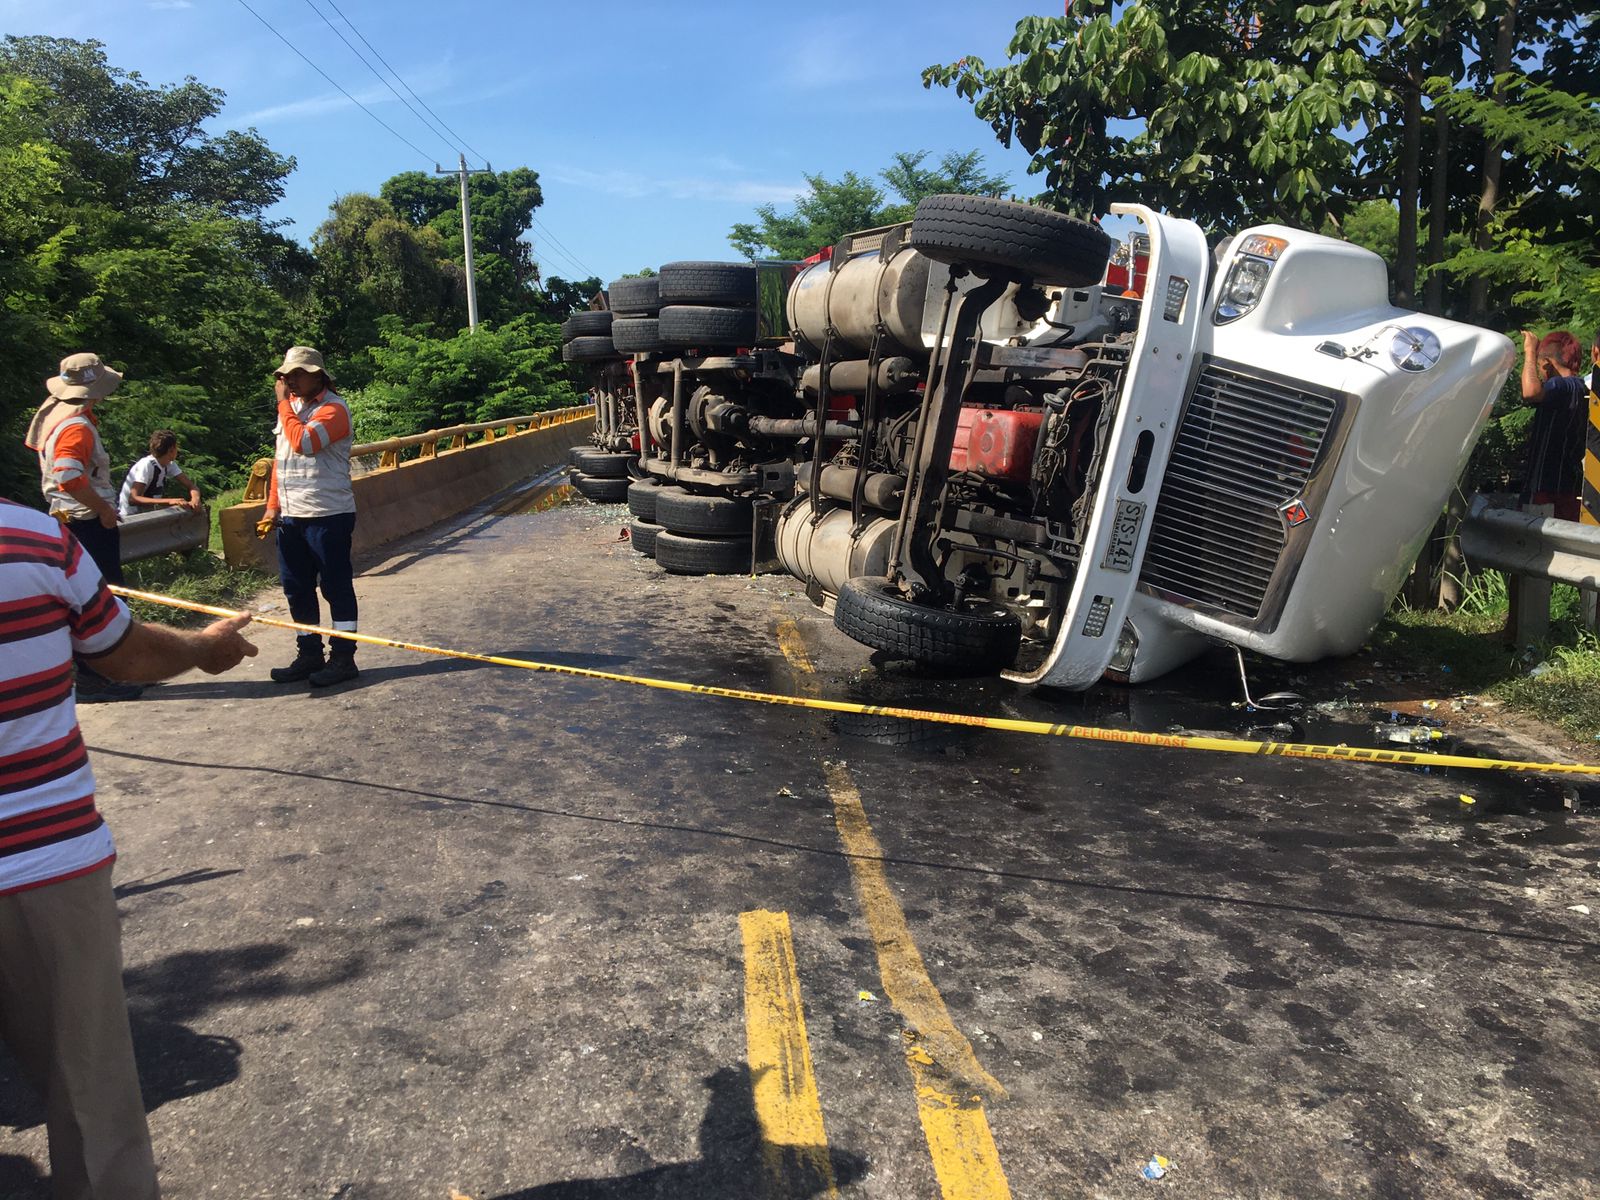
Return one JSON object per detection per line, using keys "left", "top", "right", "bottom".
{"left": 560, "top": 196, "right": 1513, "bottom": 687}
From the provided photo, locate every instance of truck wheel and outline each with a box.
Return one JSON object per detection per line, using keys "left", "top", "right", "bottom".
{"left": 909, "top": 195, "right": 1112, "bottom": 286}
{"left": 573, "top": 449, "right": 633, "bottom": 478}
{"left": 561, "top": 310, "right": 614, "bottom": 340}
{"left": 659, "top": 305, "right": 759, "bottom": 348}
{"left": 654, "top": 531, "right": 752, "bottom": 575}
{"left": 629, "top": 519, "right": 663, "bottom": 557}
{"left": 564, "top": 336, "right": 618, "bottom": 361}
{"left": 654, "top": 488, "right": 751, "bottom": 536}
{"left": 568, "top": 444, "right": 595, "bottom": 465}
{"left": 607, "top": 276, "right": 661, "bottom": 316}
{"left": 613, "top": 317, "right": 667, "bottom": 354}
{"left": 658, "top": 261, "right": 758, "bottom": 307}
{"left": 833, "top": 576, "right": 1021, "bottom": 674}
{"left": 627, "top": 479, "right": 663, "bottom": 522}
{"left": 569, "top": 472, "right": 630, "bottom": 503}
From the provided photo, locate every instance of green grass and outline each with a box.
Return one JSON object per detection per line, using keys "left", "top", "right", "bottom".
{"left": 1376, "top": 570, "right": 1600, "bottom": 741}
{"left": 122, "top": 548, "right": 274, "bottom": 627}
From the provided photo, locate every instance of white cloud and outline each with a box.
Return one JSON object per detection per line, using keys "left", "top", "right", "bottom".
{"left": 238, "top": 83, "right": 393, "bottom": 124}
{"left": 546, "top": 165, "right": 806, "bottom": 208}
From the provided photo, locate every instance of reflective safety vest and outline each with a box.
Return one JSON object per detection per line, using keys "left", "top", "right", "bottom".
{"left": 272, "top": 390, "right": 355, "bottom": 517}
{"left": 39, "top": 414, "right": 113, "bottom": 521}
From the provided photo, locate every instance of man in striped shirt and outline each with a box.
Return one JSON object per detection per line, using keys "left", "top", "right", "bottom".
{"left": 1, "top": 498, "right": 257, "bottom": 1199}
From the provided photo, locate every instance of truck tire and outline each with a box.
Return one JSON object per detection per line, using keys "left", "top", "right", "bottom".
{"left": 561, "top": 311, "right": 613, "bottom": 340}
{"left": 570, "top": 472, "right": 630, "bottom": 503}
{"left": 612, "top": 317, "right": 667, "bottom": 354}
{"left": 659, "top": 305, "right": 759, "bottom": 349}
{"left": 629, "top": 519, "right": 663, "bottom": 557}
{"left": 833, "top": 576, "right": 1022, "bottom": 674}
{"left": 909, "top": 195, "right": 1112, "bottom": 286}
{"left": 564, "top": 336, "right": 618, "bottom": 362}
{"left": 568, "top": 443, "right": 595, "bottom": 465}
{"left": 573, "top": 449, "right": 633, "bottom": 478}
{"left": 607, "top": 276, "right": 661, "bottom": 315}
{"left": 626, "top": 478, "right": 663, "bottom": 522}
{"left": 654, "top": 531, "right": 753, "bottom": 576}
{"left": 655, "top": 488, "right": 751, "bottom": 536}
{"left": 658, "top": 261, "right": 758, "bottom": 307}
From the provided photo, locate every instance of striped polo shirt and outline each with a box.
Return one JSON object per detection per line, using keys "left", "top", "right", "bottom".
{"left": 0, "top": 499, "right": 131, "bottom": 894}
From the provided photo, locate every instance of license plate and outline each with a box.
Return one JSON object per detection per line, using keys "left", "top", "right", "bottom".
{"left": 1100, "top": 499, "right": 1146, "bottom": 573}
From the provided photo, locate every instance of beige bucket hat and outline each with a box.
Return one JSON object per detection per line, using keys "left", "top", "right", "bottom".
{"left": 273, "top": 345, "right": 333, "bottom": 381}
{"left": 45, "top": 352, "right": 123, "bottom": 401}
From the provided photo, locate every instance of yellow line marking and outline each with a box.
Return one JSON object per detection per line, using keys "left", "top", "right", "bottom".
{"left": 776, "top": 618, "right": 1012, "bottom": 1200}
{"left": 108, "top": 588, "right": 1600, "bottom": 779}
{"left": 740, "top": 910, "right": 839, "bottom": 1198}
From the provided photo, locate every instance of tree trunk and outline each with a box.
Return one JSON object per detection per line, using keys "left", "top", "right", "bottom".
{"left": 1466, "top": 0, "right": 1519, "bottom": 325}
{"left": 1424, "top": 92, "right": 1451, "bottom": 316}
{"left": 1396, "top": 63, "right": 1422, "bottom": 308}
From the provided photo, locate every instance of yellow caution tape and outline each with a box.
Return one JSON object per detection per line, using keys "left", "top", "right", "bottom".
{"left": 110, "top": 585, "right": 1600, "bottom": 779}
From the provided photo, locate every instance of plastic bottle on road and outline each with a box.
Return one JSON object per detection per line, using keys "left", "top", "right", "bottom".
{"left": 1372, "top": 722, "right": 1445, "bottom": 746}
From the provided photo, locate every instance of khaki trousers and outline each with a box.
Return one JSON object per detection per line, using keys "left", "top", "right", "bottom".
{"left": 0, "top": 865, "right": 159, "bottom": 1200}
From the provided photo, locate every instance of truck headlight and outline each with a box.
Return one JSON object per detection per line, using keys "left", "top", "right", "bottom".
{"left": 1213, "top": 234, "right": 1287, "bottom": 325}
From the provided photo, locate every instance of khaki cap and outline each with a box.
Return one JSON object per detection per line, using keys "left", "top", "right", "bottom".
{"left": 46, "top": 352, "right": 123, "bottom": 401}
{"left": 273, "top": 345, "right": 334, "bottom": 381}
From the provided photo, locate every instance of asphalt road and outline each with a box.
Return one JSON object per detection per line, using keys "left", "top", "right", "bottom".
{"left": 4, "top": 476, "right": 1599, "bottom": 1200}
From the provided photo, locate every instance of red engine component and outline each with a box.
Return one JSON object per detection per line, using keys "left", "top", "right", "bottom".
{"left": 949, "top": 406, "right": 1043, "bottom": 484}
{"left": 1105, "top": 234, "right": 1152, "bottom": 298}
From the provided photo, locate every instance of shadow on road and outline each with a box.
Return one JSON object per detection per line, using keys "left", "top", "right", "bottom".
{"left": 491, "top": 1065, "right": 863, "bottom": 1199}
{"left": 114, "top": 867, "right": 243, "bottom": 898}
{"left": 0, "top": 934, "right": 373, "bottom": 1145}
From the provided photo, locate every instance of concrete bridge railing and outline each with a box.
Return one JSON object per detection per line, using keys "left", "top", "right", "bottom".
{"left": 219, "top": 403, "right": 595, "bottom": 569}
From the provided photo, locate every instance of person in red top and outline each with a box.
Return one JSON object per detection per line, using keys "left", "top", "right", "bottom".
{"left": 0, "top": 498, "right": 257, "bottom": 1198}
{"left": 261, "top": 346, "right": 361, "bottom": 687}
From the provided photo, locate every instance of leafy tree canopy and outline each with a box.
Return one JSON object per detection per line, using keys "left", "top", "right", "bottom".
{"left": 729, "top": 150, "right": 1009, "bottom": 259}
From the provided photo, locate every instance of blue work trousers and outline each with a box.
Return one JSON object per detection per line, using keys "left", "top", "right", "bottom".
{"left": 277, "top": 512, "right": 358, "bottom": 659}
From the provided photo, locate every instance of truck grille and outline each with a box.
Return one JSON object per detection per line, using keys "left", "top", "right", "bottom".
{"left": 1140, "top": 359, "right": 1344, "bottom": 622}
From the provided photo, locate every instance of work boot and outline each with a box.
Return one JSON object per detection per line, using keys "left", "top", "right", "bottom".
{"left": 270, "top": 649, "right": 325, "bottom": 683}
{"left": 308, "top": 656, "right": 358, "bottom": 688}
{"left": 75, "top": 665, "right": 144, "bottom": 703}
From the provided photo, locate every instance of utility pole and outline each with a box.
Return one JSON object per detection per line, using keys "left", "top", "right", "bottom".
{"left": 436, "top": 153, "right": 492, "bottom": 331}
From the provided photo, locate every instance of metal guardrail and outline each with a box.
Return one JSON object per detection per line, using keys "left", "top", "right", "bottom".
{"left": 1459, "top": 495, "right": 1600, "bottom": 588}
{"left": 241, "top": 403, "right": 594, "bottom": 501}
{"left": 119, "top": 505, "right": 210, "bottom": 564}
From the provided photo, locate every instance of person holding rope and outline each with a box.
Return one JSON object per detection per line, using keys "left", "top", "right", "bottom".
{"left": 0, "top": 497, "right": 257, "bottom": 1199}
{"left": 260, "top": 346, "right": 361, "bottom": 688}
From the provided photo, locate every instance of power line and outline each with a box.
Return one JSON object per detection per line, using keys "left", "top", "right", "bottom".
{"left": 531, "top": 217, "right": 597, "bottom": 279}
{"left": 302, "top": 0, "right": 457, "bottom": 162}
{"left": 319, "top": 0, "right": 489, "bottom": 165}
{"left": 233, "top": 0, "right": 434, "bottom": 164}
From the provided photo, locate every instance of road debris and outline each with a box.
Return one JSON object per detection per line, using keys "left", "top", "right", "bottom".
{"left": 857, "top": 990, "right": 879, "bottom": 1004}
{"left": 1569, "top": 905, "right": 1592, "bottom": 916}
{"left": 1141, "top": 1153, "right": 1171, "bottom": 1181}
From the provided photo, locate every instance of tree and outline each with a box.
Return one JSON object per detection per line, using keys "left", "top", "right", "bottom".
{"left": 0, "top": 35, "right": 293, "bottom": 218}
{"left": 379, "top": 167, "right": 545, "bottom": 322}
{"left": 537, "top": 275, "right": 603, "bottom": 319}
{"left": 729, "top": 150, "right": 1009, "bottom": 259}
{"left": 304, "top": 194, "right": 462, "bottom": 378}
{"left": 923, "top": 7, "right": 1382, "bottom": 230}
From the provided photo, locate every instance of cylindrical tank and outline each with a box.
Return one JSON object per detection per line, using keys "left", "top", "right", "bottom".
{"left": 788, "top": 247, "right": 932, "bottom": 356}
{"left": 775, "top": 499, "right": 897, "bottom": 595}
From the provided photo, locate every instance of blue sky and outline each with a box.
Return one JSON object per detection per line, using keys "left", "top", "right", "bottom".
{"left": 4, "top": 0, "right": 1062, "bottom": 285}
